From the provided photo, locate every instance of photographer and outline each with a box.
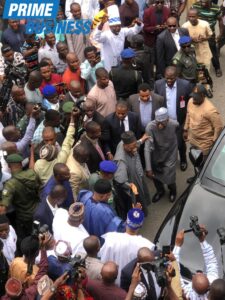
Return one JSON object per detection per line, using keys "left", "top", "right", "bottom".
{"left": 174, "top": 226, "right": 219, "bottom": 300}
{"left": 2, "top": 233, "right": 49, "bottom": 299}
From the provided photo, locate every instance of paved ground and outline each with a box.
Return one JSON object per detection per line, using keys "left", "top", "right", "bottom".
{"left": 140, "top": 38, "right": 225, "bottom": 242}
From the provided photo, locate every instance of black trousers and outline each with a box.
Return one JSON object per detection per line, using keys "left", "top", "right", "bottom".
{"left": 208, "top": 35, "right": 221, "bottom": 71}
{"left": 153, "top": 178, "right": 177, "bottom": 194}
{"left": 177, "top": 125, "right": 187, "bottom": 162}
{"left": 15, "top": 218, "right": 33, "bottom": 256}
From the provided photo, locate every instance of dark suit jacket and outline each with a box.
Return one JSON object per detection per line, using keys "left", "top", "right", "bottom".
{"left": 104, "top": 111, "right": 142, "bottom": 154}
{"left": 143, "top": 6, "right": 171, "bottom": 47}
{"left": 156, "top": 28, "right": 189, "bottom": 77}
{"left": 154, "top": 78, "right": 192, "bottom": 125}
{"left": 80, "top": 134, "right": 104, "bottom": 173}
{"left": 121, "top": 258, "right": 158, "bottom": 299}
{"left": 33, "top": 200, "right": 54, "bottom": 234}
{"left": 128, "top": 92, "right": 165, "bottom": 132}
{"left": 92, "top": 111, "right": 108, "bottom": 143}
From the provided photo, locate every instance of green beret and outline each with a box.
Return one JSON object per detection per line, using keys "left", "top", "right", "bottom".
{"left": 62, "top": 101, "right": 74, "bottom": 113}
{"left": 6, "top": 154, "right": 23, "bottom": 163}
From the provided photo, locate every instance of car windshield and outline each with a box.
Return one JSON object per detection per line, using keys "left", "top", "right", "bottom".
{"left": 203, "top": 135, "right": 225, "bottom": 188}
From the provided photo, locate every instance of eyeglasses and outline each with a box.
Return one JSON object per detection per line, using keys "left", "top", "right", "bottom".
{"left": 181, "top": 44, "right": 191, "bottom": 48}
{"left": 168, "top": 25, "right": 177, "bottom": 28}
{"left": 155, "top": 1, "right": 164, "bottom": 4}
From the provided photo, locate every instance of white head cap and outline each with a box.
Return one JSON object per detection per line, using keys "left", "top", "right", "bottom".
{"left": 107, "top": 5, "right": 121, "bottom": 26}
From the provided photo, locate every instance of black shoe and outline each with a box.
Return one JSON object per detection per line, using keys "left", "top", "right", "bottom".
{"left": 180, "top": 161, "right": 188, "bottom": 171}
{"left": 152, "top": 191, "right": 165, "bottom": 203}
{"left": 186, "top": 176, "right": 196, "bottom": 184}
{"left": 169, "top": 192, "right": 176, "bottom": 203}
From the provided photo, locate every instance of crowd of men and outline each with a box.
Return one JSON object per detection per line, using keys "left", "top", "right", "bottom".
{"left": 0, "top": 0, "right": 225, "bottom": 298}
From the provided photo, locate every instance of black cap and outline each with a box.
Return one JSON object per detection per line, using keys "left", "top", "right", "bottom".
{"left": 94, "top": 179, "right": 112, "bottom": 194}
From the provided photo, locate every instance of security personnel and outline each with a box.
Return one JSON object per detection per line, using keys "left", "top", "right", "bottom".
{"left": 172, "top": 36, "right": 198, "bottom": 88}
{"left": 0, "top": 154, "right": 40, "bottom": 251}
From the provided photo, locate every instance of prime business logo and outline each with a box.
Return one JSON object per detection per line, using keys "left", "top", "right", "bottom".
{"left": 3, "top": 0, "right": 91, "bottom": 35}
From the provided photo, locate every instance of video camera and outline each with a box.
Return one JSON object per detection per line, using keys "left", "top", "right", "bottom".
{"left": 32, "top": 221, "right": 49, "bottom": 239}
{"left": 68, "top": 254, "right": 86, "bottom": 281}
{"left": 184, "top": 216, "right": 204, "bottom": 238}
{"left": 140, "top": 247, "right": 174, "bottom": 289}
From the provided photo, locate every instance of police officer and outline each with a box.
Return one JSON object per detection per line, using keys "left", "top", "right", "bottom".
{"left": 172, "top": 36, "right": 198, "bottom": 89}
{"left": 0, "top": 154, "right": 40, "bottom": 252}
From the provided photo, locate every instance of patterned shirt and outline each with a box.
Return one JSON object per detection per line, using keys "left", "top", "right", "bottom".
{"left": 21, "top": 36, "right": 40, "bottom": 72}
{"left": 192, "top": 2, "right": 221, "bottom": 31}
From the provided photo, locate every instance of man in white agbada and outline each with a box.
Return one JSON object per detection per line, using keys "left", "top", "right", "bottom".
{"left": 92, "top": 5, "right": 143, "bottom": 71}
{"left": 99, "top": 208, "right": 155, "bottom": 285}
{"left": 53, "top": 203, "right": 89, "bottom": 256}
{"left": 0, "top": 214, "right": 17, "bottom": 264}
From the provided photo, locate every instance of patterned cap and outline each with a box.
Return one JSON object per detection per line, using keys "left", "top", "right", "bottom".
{"left": 5, "top": 278, "right": 22, "bottom": 297}
{"left": 155, "top": 107, "right": 168, "bottom": 122}
{"left": 126, "top": 208, "right": 144, "bottom": 230}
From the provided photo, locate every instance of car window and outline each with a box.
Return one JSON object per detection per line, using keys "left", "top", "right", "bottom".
{"left": 176, "top": 185, "right": 225, "bottom": 278}
{"left": 204, "top": 137, "right": 225, "bottom": 187}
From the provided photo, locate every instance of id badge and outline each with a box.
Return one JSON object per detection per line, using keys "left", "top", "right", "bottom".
{"left": 180, "top": 100, "right": 185, "bottom": 108}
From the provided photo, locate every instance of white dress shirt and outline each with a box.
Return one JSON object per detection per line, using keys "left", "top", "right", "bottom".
{"left": 171, "top": 29, "right": 180, "bottom": 51}
{"left": 173, "top": 240, "right": 219, "bottom": 300}
{"left": 141, "top": 267, "right": 161, "bottom": 298}
{"left": 166, "top": 81, "right": 177, "bottom": 121}
{"left": 46, "top": 197, "right": 58, "bottom": 216}
{"left": 122, "top": 115, "right": 129, "bottom": 132}
{"left": 38, "top": 44, "right": 60, "bottom": 67}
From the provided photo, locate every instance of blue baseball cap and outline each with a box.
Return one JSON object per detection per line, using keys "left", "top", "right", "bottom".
{"left": 121, "top": 48, "right": 136, "bottom": 59}
{"left": 99, "top": 160, "right": 118, "bottom": 173}
{"left": 179, "top": 36, "right": 192, "bottom": 45}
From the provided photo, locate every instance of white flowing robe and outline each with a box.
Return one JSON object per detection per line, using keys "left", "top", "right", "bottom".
{"left": 53, "top": 208, "right": 89, "bottom": 256}
{"left": 99, "top": 232, "right": 155, "bottom": 285}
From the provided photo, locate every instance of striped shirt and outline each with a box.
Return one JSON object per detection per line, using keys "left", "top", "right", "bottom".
{"left": 192, "top": 2, "right": 221, "bottom": 31}
{"left": 173, "top": 240, "right": 219, "bottom": 300}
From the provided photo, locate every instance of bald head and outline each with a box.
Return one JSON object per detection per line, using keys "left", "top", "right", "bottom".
{"left": 42, "top": 126, "right": 56, "bottom": 145}
{"left": 27, "top": 71, "right": 42, "bottom": 91}
{"left": 209, "top": 279, "right": 225, "bottom": 300}
{"left": 53, "top": 163, "right": 70, "bottom": 182}
{"left": 66, "top": 53, "right": 80, "bottom": 72}
{"left": 192, "top": 273, "right": 210, "bottom": 295}
{"left": 73, "top": 144, "right": 89, "bottom": 164}
{"left": 0, "top": 141, "right": 17, "bottom": 154}
{"left": 49, "top": 184, "right": 67, "bottom": 206}
{"left": 3, "top": 126, "right": 21, "bottom": 142}
{"left": 11, "top": 86, "right": 26, "bottom": 104}
{"left": 83, "top": 236, "right": 100, "bottom": 257}
{"left": 137, "top": 247, "right": 155, "bottom": 263}
{"left": 101, "top": 261, "right": 118, "bottom": 284}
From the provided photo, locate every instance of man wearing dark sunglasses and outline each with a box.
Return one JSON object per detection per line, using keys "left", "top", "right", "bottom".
{"left": 172, "top": 35, "right": 198, "bottom": 87}
{"left": 156, "top": 16, "right": 189, "bottom": 78}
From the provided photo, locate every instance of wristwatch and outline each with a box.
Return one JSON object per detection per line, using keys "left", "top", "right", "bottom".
{"left": 50, "top": 286, "right": 57, "bottom": 294}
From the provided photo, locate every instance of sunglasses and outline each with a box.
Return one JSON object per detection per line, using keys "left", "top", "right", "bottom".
{"left": 181, "top": 44, "right": 191, "bottom": 48}
{"left": 168, "top": 25, "right": 177, "bottom": 28}
{"left": 156, "top": 1, "right": 164, "bottom": 4}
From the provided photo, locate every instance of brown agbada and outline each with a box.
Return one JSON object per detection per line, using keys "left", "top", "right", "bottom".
{"left": 184, "top": 98, "right": 223, "bottom": 155}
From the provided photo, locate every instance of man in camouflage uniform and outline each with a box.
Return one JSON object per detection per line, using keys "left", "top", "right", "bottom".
{"left": 0, "top": 154, "right": 40, "bottom": 251}
{"left": 172, "top": 35, "right": 198, "bottom": 89}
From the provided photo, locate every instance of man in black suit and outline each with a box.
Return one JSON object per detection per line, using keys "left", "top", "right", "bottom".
{"left": 79, "top": 121, "right": 106, "bottom": 173}
{"left": 128, "top": 83, "right": 165, "bottom": 134}
{"left": 83, "top": 100, "right": 108, "bottom": 144}
{"left": 154, "top": 66, "right": 192, "bottom": 171}
{"left": 121, "top": 247, "right": 161, "bottom": 299}
{"left": 156, "top": 17, "right": 189, "bottom": 79}
{"left": 104, "top": 101, "right": 142, "bottom": 156}
{"left": 33, "top": 184, "right": 67, "bottom": 233}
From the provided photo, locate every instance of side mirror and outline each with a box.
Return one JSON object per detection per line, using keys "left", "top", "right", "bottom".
{"left": 189, "top": 148, "right": 203, "bottom": 168}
